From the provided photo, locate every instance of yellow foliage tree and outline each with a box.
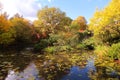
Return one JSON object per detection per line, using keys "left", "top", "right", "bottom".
{"left": 0, "top": 13, "right": 14, "bottom": 45}
{"left": 10, "top": 14, "right": 33, "bottom": 43}
{"left": 0, "top": 13, "right": 11, "bottom": 32}
{"left": 89, "top": 0, "right": 120, "bottom": 44}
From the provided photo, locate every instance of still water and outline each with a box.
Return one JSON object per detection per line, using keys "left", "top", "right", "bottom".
{"left": 5, "top": 58, "right": 95, "bottom": 80}
{"left": 0, "top": 52, "right": 120, "bottom": 80}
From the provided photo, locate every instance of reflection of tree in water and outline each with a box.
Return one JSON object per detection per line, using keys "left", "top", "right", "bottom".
{"left": 34, "top": 53, "right": 91, "bottom": 80}
{"left": 5, "top": 62, "right": 40, "bottom": 80}
{"left": 34, "top": 54, "right": 72, "bottom": 80}
{"left": 0, "top": 52, "right": 33, "bottom": 80}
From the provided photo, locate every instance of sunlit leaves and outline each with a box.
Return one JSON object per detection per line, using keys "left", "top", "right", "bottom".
{"left": 89, "top": 0, "right": 120, "bottom": 44}
{"left": 34, "top": 7, "right": 72, "bottom": 34}
{"left": 0, "top": 13, "right": 14, "bottom": 45}
{"left": 0, "top": 13, "right": 11, "bottom": 32}
{"left": 10, "top": 14, "right": 33, "bottom": 43}
{"left": 71, "top": 16, "right": 87, "bottom": 31}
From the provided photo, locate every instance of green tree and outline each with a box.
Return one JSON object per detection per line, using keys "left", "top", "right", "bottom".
{"left": 10, "top": 14, "right": 33, "bottom": 48}
{"left": 34, "top": 7, "right": 72, "bottom": 34}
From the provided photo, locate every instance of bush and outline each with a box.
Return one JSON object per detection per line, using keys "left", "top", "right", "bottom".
{"left": 76, "top": 43, "right": 86, "bottom": 49}
{"left": 34, "top": 39, "right": 49, "bottom": 52}
{"left": 108, "top": 43, "right": 120, "bottom": 60}
{"left": 94, "top": 45, "right": 109, "bottom": 58}
{"left": 59, "top": 45, "right": 72, "bottom": 51}
{"left": 82, "top": 37, "right": 95, "bottom": 50}
{"left": 76, "top": 38, "right": 95, "bottom": 50}
{"left": 44, "top": 47, "right": 56, "bottom": 54}
{"left": 44, "top": 45, "right": 73, "bottom": 53}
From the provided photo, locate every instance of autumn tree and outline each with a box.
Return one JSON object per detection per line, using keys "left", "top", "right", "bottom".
{"left": 0, "top": 4, "right": 14, "bottom": 47}
{"left": 69, "top": 16, "right": 89, "bottom": 45}
{"left": 10, "top": 14, "right": 33, "bottom": 49}
{"left": 89, "top": 0, "right": 120, "bottom": 44}
{"left": 0, "top": 12, "right": 15, "bottom": 47}
{"left": 71, "top": 16, "right": 87, "bottom": 31}
{"left": 34, "top": 7, "right": 72, "bottom": 34}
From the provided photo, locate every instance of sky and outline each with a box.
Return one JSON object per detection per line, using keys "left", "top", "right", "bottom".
{"left": 0, "top": 0, "right": 111, "bottom": 22}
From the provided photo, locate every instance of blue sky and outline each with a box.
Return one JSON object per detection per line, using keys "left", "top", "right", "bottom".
{"left": 1, "top": 0, "right": 111, "bottom": 22}
{"left": 47, "top": 0, "right": 111, "bottom": 22}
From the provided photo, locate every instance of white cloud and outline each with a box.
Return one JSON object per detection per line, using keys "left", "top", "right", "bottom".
{"left": 48, "top": 0, "right": 51, "bottom": 2}
{"left": 0, "top": 0, "right": 54, "bottom": 21}
{"left": 48, "top": 0, "right": 54, "bottom": 3}
{"left": 0, "top": 0, "right": 42, "bottom": 21}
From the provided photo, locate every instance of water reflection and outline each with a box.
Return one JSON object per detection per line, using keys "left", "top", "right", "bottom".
{"left": 61, "top": 58, "right": 96, "bottom": 80}
{"left": 5, "top": 58, "right": 96, "bottom": 80}
{"left": 2, "top": 52, "right": 120, "bottom": 80}
{"left": 5, "top": 63, "right": 40, "bottom": 80}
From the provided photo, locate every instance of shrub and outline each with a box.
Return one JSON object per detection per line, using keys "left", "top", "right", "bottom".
{"left": 82, "top": 37, "right": 95, "bottom": 50}
{"left": 76, "top": 38, "right": 95, "bottom": 50}
{"left": 76, "top": 43, "right": 86, "bottom": 49}
{"left": 59, "top": 45, "right": 72, "bottom": 52}
{"left": 47, "top": 34, "right": 58, "bottom": 46}
{"left": 94, "top": 45, "right": 109, "bottom": 58}
{"left": 44, "top": 45, "right": 73, "bottom": 53}
{"left": 44, "top": 47, "right": 56, "bottom": 54}
{"left": 108, "top": 43, "right": 120, "bottom": 60}
{"left": 34, "top": 39, "right": 49, "bottom": 52}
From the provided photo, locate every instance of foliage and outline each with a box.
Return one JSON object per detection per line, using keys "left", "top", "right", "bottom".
{"left": 48, "top": 31, "right": 72, "bottom": 46}
{"left": 34, "top": 34, "right": 73, "bottom": 52}
{"left": 76, "top": 43, "right": 86, "bottom": 49}
{"left": 0, "top": 13, "right": 15, "bottom": 46}
{"left": 0, "top": 30, "right": 15, "bottom": 45}
{"left": 0, "top": 13, "right": 11, "bottom": 32}
{"left": 34, "top": 39, "right": 49, "bottom": 52}
{"left": 34, "top": 6, "right": 72, "bottom": 34}
{"left": 107, "top": 42, "right": 120, "bottom": 59}
{"left": 94, "top": 45, "right": 109, "bottom": 58}
{"left": 89, "top": 0, "right": 120, "bottom": 44}
{"left": 44, "top": 46, "right": 56, "bottom": 53}
{"left": 10, "top": 14, "right": 33, "bottom": 45}
{"left": 71, "top": 16, "right": 87, "bottom": 31}
{"left": 68, "top": 16, "right": 89, "bottom": 48}
{"left": 76, "top": 37, "right": 95, "bottom": 50}
{"left": 67, "top": 30, "right": 92, "bottom": 48}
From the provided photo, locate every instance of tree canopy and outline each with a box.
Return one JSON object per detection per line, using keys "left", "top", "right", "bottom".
{"left": 10, "top": 14, "right": 33, "bottom": 44}
{"left": 89, "top": 0, "right": 120, "bottom": 44}
{"left": 34, "top": 7, "right": 72, "bottom": 34}
{"left": 71, "top": 16, "right": 87, "bottom": 30}
{"left": 0, "top": 12, "right": 14, "bottom": 45}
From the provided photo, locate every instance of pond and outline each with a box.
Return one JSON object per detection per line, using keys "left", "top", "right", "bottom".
{"left": 5, "top": 58, "right": 95, "bottom": 80}
{"left": 0, "top": 51, "right": 120, "bottom": 80}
